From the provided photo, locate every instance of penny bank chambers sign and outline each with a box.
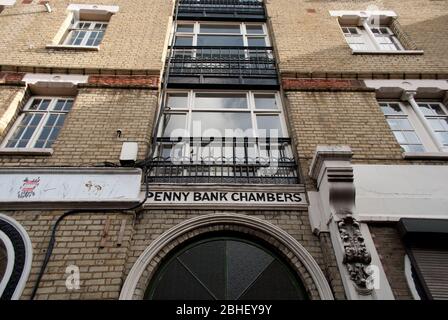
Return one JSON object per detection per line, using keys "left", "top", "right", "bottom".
{"left": 146, "top": 190, "right": 306, "bottom": 209}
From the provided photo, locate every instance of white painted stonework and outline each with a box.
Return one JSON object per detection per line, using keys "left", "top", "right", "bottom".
{"left": 0, "top": 168, "right": 142, "bottom": 209}
{"left": 0, "top": 0, "right": 15, "bottom": 6}
{"left": 22, "top": 73, "right": 89, "bottom": 86}
{"left": 354, "top": 164, "right": 448, "bottom": 221}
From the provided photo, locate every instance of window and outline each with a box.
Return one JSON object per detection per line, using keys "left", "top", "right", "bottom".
{"left": 64, "top": 21, "right": 108, "bottom": 47}
{"left": 174, "top": 22, "right": 269, "bottom": 47}
{"left": 161, "top": 91, "right": 286, "bottom": 139}
{"left": 380, "top": 101, "right": 448, "bottom": 153}
{"left": 145, "top": 236, "right": 308, "bottom": 300}
{"left": 380, "top": 102, "right": 425, "bottom": 152}
{"left": 158, "top": 91, "right": 290, "bottom": 163}
{"left": 417, "top": 103, "right": 448, "bottom": 149}
{"left": 341, "top": 25, "right": 403, "bottom": 52}
{"left": 330, "top": 10, "right": 420, "bottom": 53}
{"left": 48, "top": 4, "right": 118, "bottom": 49}
{"left": 1, "top": 97, "right": 73, "bottom": 150}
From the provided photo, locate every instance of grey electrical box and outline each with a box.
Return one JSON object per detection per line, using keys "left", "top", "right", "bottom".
{"left": 120, "top": 142, "right": 138, "bottom": 166}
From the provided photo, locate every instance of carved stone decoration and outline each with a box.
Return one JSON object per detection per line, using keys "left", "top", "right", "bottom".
{"left": 338, "top": 213, "right": 373, "bottom": 294}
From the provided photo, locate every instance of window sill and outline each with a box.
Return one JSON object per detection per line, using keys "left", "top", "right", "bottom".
{"left": 352, "top": 50, "right": 424, "bottom": 55}
{"left": 0, "top": 148, "right": 54, "bottom": 156}
{"left": 403, "top": 152, "right": 448, "bottom": 160}
{"left": 46, "top": 44, "right": 100, "bottom": 51}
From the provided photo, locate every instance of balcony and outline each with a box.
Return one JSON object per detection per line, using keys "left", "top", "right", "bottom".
{"left": 146, "top": 137, "right": 298, "bottom": 184}
{"left": 177, "top": 0, "right": 266, "bottom": 21}
{"left": 167, "top": 46, "right": 278, "bottom": 88}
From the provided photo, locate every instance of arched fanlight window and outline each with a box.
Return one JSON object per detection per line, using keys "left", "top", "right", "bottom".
{"left": 145, "top": 235, "right": 309, "bottom": 300}
{"left": 0, "top": 214, "right": 33, "bottom": 300}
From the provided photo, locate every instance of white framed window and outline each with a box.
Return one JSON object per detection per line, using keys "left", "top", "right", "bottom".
{"left": 64, "top": 21, "right": 108, "bottom": 47}
{"left": 341, "top": 24, "right": 403, "bottom": 52}
{"left": 1, "top": 96, "right": 74, "bottom": 150}
{"left": 371, "top": 26, "right": 404, "bottom": 51}
{"left": 380, "top": 100, "right": 448, "bottom": 153}
{"left": 158, "top": 90, "right": 290, "bottom": 163}
{"left": 174, "top": 22, "right": 270, "bottom": 47}
{"left": 417, "top": 102, "right": 448, "bottom": 149}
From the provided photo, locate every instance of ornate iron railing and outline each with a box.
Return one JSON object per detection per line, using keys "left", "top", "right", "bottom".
{"left": 146, "top": 137, "right": 298, "bottom": 184}
{"left": 167, "top": 46, "right": 278, "bottom": 86}
{"left": 177, "top": 0, "right": 265, "bottom": 21}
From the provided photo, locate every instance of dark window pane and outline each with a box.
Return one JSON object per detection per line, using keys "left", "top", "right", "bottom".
{"left": 177, "top": 24, "right": 194, "bottom": 33}
{"left": 226, "top": 240, "right": 274, "bottom": 300}
{"left": 246, "top": 25, "right": 264, "bottom": 35}
{"left": 149, "top": 259, "right": 214, "bottom": 300}
{"left": 175, "top": 36, "right": 193, "bottom": 46}
{"left": 200, "top": 25, "right": 240, "bottom": 34}
{"left": 247, "top": 37, "right": 266, "bottom": 47}
{"left": 239, "top": 260, "right": 308, "bottom": 300}
{"left": 179, "top": 240, "right": 226, "bottom": 299}
{"left": 146, "top": 237, "right": 309, "bottom": 301}
{"left": 197, "top": 35, "right": 244, "bottom": 46}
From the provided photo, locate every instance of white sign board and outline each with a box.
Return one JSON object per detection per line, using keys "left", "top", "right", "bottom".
{"left": 0, "top": 168, "right": 142, "bottom": 209}
{"left": 145, "top": 190, "right": 307, "bottom": 210}
{"left": 354, "top": 164, "right": 448, "bottom": 221}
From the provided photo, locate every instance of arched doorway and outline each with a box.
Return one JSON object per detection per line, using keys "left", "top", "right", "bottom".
{"left": 145, "top": 235, "right": 309, "bottom": 300}
{"left": 120, "top": 213, "right": 333, "bottom": 300}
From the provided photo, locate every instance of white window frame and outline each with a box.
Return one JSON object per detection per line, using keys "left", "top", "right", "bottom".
{"left": 174, "top": 21, "right": 271, "bottom": 47}
{"left": 157, "top": 90, "right": 290, "bottom": 162}
{"left": 341, "top": 24, "right": 404, "bottom": 52}
{"left": 1, "top": 96, "right": 74, "bottom": 151}
{"left": 380, "top": 100, "right": 448, "bottom": 153}
{"left": 380, "top": 101, "right": 426, "bottom": 153}
{"left": 63, "top": 20, "right": 108, "bottom": 47}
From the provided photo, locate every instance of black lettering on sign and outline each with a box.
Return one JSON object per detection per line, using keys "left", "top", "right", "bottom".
{"left": 267, "top": 193, "right": 275, "bottom": 202}
{"left": 256, "top": 193, "right": 266, "bottom": 201}
{"left": 231, "top": 193, "right": 239, "bottom": 201}
{"left": 154, "top": 192, "right": 162, "bottom": 201}
{"left": 284, "top": 193, "right": 293, "bottom": 202}
{"left": 293, "top": 193, "right": 302, "bottom": 202}
{"left": 276, "top": 193, "right": 285, "bottom": 202}
{"left": 220, "top": 192, "right": 228, "bottom": 201}
{"left": 182, "top": 192, "right": 189, "bottom": 201}
{"left": 194, "top": 192, "right": 202, "bottom": 201}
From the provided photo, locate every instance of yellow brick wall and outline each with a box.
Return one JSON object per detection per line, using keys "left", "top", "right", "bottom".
{"left": 0, "top": 0, "right": 173, "bottom": 73}
{"left": 5, "top": 209, "right": 345, "bottom": 300}
{"left": 266, "top": 0, "right": 448, "bottom": 76}
{"left": 0, "top": 86, "right": 159, "bottom": 166}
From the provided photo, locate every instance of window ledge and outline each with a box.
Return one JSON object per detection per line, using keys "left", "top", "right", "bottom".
{"left": 352, "top": 50, "right": 424, "bottom": 55}
{"left": 0, "top": 148, "right": 54, "bottom": 156}
{"left": 46, "top": 44, "right": 100, "bottom": 51}
{"left": 403, "top": 152, "right": 448, "bottom": 160}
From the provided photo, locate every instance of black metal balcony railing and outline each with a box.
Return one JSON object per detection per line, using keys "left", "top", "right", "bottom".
{"left": 177, "top": 0, "right": 266, "bottom": 21}
{"left": 146, "top": 137, "right": 298, "bottom": 184}
{"left": 167, "top": 46, "right": 278, "bottom": 87}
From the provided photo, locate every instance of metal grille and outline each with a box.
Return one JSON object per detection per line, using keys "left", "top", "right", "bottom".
{"left": 146, "top": 137, "right": 298, "bottom": 184}
{"left": 169, "top": 46, "right": 277, "bottom": 81}
{"left": 178, "top": 0, "right": 265, "bottom": 20}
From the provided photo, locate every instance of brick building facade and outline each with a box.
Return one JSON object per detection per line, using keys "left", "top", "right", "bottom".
{"left": 0, "top": 0, "right": 447, "bottom": 301}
